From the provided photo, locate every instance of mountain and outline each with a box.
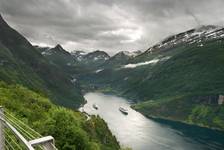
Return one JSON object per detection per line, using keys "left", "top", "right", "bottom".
{"left": 77, "top": 51, "right": 137, "bottom": 90}
{"left": 71, "top": 50, "right": 87, "bottom": 61}
{"left": 39, "top": 47, "right": 111, "bottom": 80}
{"left": 0, "top": 14, "right": 122, "bottom": 149}
{"left": 34, "top": 45, "right": 51, "bottom": 53}
{"left": 146, "top": 25, "right": 223, "bottom": 52}
{"left": 79, "top": 50, "right": 143, "bottom": 87}
{"left": 39, "top": 44, "right": 86, "bottom": 76}
{"left": 41, "top": 44, "right": 76, "bottom": 67}
{"left": 130, "top": 34, "right": 224, "bottom": 129}
{"left": 0, "top": 14, "right": 84, "bottom": 108}
{"left": 115, "top": 51, "right": 142, "bottom": 58}
{"left": 79, "top": 25, "right": 224, "bottom": 130}
{"left": 81, "top": 50, "right": 110, "bottom": 66}
{"left": 1, "top": 11, "right": 224, "bottom": 131}
{"left": 101, "top": 51, "right": 140, "bottom": 68}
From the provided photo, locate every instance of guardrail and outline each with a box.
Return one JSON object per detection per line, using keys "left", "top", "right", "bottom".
{"left": 0, "top": 106, "right": 57, "bottom": 150}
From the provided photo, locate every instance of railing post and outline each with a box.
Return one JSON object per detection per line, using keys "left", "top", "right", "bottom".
{"left": 29, "top": 136, "right": 57, "bottom": 150}
{"left": 42, "top": 142, "right": 56, "bottom": 150}
{"left": 42, "top": 137, "right": 56, "bottom": 150}
{"left": 0, "top": 106, "right": 5, "bottom": 150}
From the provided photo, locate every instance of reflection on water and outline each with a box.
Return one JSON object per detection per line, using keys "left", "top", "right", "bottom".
{"left": 82, "top": 92, "right": 224, "bottom": 150}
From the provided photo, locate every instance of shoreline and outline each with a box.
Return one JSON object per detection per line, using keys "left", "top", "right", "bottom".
{"left": 80, "top": 90, "right": 224, "bottom": 132}
{"left": 131, "top": 107, "right": 224, "bottom": 132}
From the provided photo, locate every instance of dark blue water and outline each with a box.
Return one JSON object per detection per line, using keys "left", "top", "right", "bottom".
{"left": 82, "top": 92, "right": 224, "bottom": 150}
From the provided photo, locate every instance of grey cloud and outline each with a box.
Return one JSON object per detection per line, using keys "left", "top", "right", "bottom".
{"left": 0, "top": 0, "right": 224, "bottom": 54}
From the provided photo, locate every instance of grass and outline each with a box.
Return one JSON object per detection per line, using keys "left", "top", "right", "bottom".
{"left": 0, "top": 81, "right": 120, "bottom": 150}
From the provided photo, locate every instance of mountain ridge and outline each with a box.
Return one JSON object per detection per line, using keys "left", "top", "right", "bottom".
{"left": 0, "top": 14, "right": 84, "bottom": 108}
{"left": 1, "top": 12, "right": 224, "bottom": 131}
{"left": 78, "top": 24, "right": 224, "bottom": 130}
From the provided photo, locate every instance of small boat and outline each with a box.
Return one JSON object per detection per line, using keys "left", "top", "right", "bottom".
{"left": 119, "top": 107, "right": 128, "bottom": 115}
{"left": 93, "top": 104, "right": 98, "bottom": 110}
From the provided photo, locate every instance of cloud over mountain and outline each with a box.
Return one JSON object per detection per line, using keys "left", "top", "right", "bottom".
{"left": 1, "top": 0, "right": 224, "bottom": 54}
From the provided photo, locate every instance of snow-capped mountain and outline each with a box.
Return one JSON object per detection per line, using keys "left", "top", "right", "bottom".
{"left": 101, "top": 51, "right": 134, "bottom": 68}
{"left": 39, "top": 44, "right": 76, "bottom": 67}
{"left": 83, "top": 50, "right": 110, "bottom": 61}
{"left": 71, "top": 50, "right": 110, "bottom": 64}
{"left": 42, "top": 44, "right": 71, "bottom": 56}
{"left": 119, "top": 51, "right": 142, "bottom": 57}
{"left": 71, "top": 50, "right": 87, "bottom": 61}
{"left": 147, "top": 25, "right": 224, "bottom": 53}
{"left": 74, "top": 50, "right": 110, "bottom": 68}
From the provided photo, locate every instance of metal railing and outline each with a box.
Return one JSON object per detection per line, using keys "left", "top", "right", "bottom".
{"left": 0, "top": 106, "right": 57, "bottom": 150}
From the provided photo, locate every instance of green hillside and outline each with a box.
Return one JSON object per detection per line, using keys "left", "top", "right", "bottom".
{"left": 39, "top": 44, "right": 82, "bottom": 75}
{"left": 133, "top": 95, "right": 224, "bottom": 130}
{"left": 79, "top": 35, "right": 224, "bottom": 130}
{"left": 0, "top": 14, "right": 84, "bottom": 108}
{"left": 0, "top": 14, "right": 123, "bottom": 149}
{"left": 126, "top": 39, "right": 224, "bottom": 99}
{"left": 131, "top": 39, "right": 224, "bottom": 130}
{"left": 0, "top": 81, "right": 120, "bottom": 150}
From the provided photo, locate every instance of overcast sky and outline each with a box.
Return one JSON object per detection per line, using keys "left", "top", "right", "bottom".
{"left": 1, "top": 0, "right": 224, "bottom": 54}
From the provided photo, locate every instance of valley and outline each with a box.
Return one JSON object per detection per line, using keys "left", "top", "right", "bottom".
{"left": 82, "top": 92, "right": 224, "bottom": 150}
{"left": 76, "top": 25, "right": 224, "bottom": 131}
{"left": 0, "top": 12, "right": 224, "bottom": 150}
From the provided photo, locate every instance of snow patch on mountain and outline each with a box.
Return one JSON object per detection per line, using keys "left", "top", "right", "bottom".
{"left": 117, "top": 51, "right": 142, "bottom": 57}
{"left": 41, "top": 50, "right": 52, "bottom": 56}
{"left": 124, "top": 77, "right": 129, "bottom": 80}
{"left": 122, "top": 59, "right": 159, "bottom": 68}
{"left": 95, "top": 69, "right": 104, "bottom": 73}
{"left": 71, "top": 78, "right": 77, "bottom": 84}
{"left": 147, "top": 25, "right": 224, "bottom": 53}
{"left": 122, "top": 56, "right": 171, "bottom": 69}
{"left": 71, "top": 50, "right": 88, "bottom": 61}
{"left": 93, "top": 55, "right": 109, "bottom": 61}
{"left": 71, "top": 51, "right": 87, "bottom": 56}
